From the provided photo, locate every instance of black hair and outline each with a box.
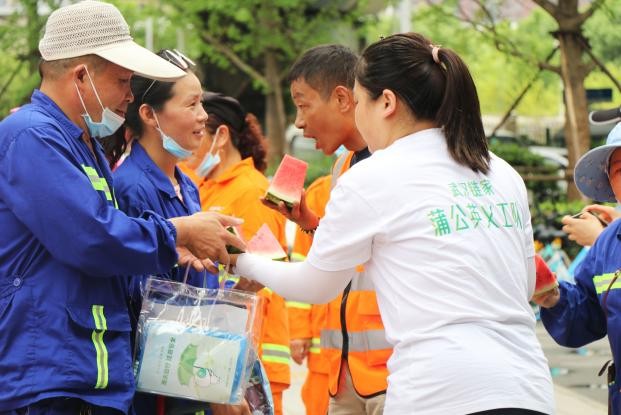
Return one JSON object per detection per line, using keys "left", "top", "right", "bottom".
{"left": 355, "top": 32, "right": 489, "bottom": 173}
{"left": 287, "top": 44, "right": 358, "bottom": 98}
{"left": 203, "top": 92, "right": 268, "bottom": 173}
{"left": 101, "top": 50, "right": 191, "bottom": 168}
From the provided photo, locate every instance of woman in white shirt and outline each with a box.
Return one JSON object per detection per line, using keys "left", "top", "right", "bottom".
{"left": 233, "top": 32, "right": 553, "bottom": 415}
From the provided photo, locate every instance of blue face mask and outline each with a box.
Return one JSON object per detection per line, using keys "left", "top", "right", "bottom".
{"left": 153, "top": 113, "right": 194, "bottom": 160}
{"left": 195, "top": 136, "right": 221, "bottom": 178}
{"left": 74, "top": 66, "right": 125, "bottom": 138}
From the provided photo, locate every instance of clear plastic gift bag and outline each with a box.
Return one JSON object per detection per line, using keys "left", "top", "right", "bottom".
{"left": 134, "top": 276, "right": 262, "bottom": 405}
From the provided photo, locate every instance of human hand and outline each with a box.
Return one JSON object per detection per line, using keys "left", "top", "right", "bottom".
{"left": 261, "top": 191, "right": 319, "bottom": 231}
{"left": 290, "top": 338, "right": 311, "bottom": 365}
{"left": 211, "top": 400, "right": 251, "bottom": 415}
{"left": 585, "top": 204, "right": 620, "bottom": 224}
{"left": 561, "top": 212, "right": 604, "bottom": 246}
{"left": 171, "top": 212, "right": 245, "bottom": 264}
{"left": 234, "top": 276, "right": 264, "bottom": 293}
{"left": 177, "top": 246, "right": 217, "bottom": 273}
{"left": 532, "top": 286, "right": 560, "bottom": 309}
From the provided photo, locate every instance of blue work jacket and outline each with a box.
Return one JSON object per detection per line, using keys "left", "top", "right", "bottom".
{"left": 113, "top": 141, "right": 208, "bottom": 289}
{"left": 113, "top": 141, "right": 216, "bottom": 415}
{"left": 0, "top": 90, "right": 178, "bottom": 413}
{"left": 541, "top": 219, "right": 621, "bottom": 413}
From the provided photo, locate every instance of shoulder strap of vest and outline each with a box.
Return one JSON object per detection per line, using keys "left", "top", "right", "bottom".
{"left": 330, "top": 151, "right": 354, "bottom": 190}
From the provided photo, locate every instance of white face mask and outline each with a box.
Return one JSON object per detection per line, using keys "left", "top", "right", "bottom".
{"left": 152, "top": 112, "right": 193, "bottom": 160}
{"left": 74, "top": 66, "right": 125, "bottom": 138}
{"left": 195, "top": 135, "right": 221, "bottom": 178}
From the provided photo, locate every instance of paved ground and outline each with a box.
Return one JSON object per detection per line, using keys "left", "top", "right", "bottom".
{"left": 282, "top": 321, "right": 612, "bottom": 414}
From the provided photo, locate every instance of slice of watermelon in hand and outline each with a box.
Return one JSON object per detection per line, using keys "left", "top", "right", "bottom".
{"left": 247, "top": 224, "right": 287, "bottom": 261}
{"left": 265, "top": 154, "right": 308, "bottom": 210}
{"left": 534, "top": 254, "right": 558, "bottom": 296}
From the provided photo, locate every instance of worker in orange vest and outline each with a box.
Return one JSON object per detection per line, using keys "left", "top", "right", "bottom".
{"left": 288, "top": 175, "right": 332, "bottom": 415}
{"left": 181, "top": 92, "right": 290, "bottom": 415}
{"left": 271, "top": 45, "right": 392, "bottom": 414}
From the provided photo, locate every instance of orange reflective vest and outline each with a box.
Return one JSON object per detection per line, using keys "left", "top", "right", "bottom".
{"left": 322, "top": 151, "right": 391, "bottom": 397}
{"left": 182, "top": 157, "right": 291, "bottom": 388}
{"left": 288, "top": 175, "right": 332, "bottom": 375}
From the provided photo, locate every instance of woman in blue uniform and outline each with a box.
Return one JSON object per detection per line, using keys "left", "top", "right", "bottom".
{"left": 109, "top": 49, "right": 210, "bottom": 289}
{"left": 535, "top": 123, "right": 621, "bottom": 414}
{"left": 106, "top": 49, "right": 248, "bottom": 415}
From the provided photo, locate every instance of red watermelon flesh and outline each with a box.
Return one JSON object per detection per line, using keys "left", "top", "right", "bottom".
{"left": 265, "top": 154, "right": 308, "bottom": 208}
{"left": 247, "top": 224, "right": 287, "bottom": 261}
{"left": 534, "top": 254, "right": 558, "bottom": 296}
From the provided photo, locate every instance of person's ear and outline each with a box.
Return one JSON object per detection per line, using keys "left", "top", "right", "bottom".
{"left": 214, "top": 125, "right": 231, "bottom": 150}
{"left": 381, "top": 89, "right": 398, "bottom": 118}
{"left": 139, "top": 104, "right": 158, "bottom": 129}
{"left": 333, "top": 85, "right": 354, "bottom": 112}
{"left": 73, "top": 64, "right": 89, "bottom": 89}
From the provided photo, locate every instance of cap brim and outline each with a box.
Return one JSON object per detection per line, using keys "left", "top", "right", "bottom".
{"left": 574, "top": 145, "right": 618, "bottom": 202}
{"left": 95, "top": 40, "right": 186, "bottom": 82}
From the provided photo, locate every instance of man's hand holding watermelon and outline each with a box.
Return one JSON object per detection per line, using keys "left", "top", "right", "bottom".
{"left": 531, "top": 254, "right": 560, "bottom": 309}
{"left": 261, "top": 154, "right": 319, "bottom": 233}
{"left": 261, "top": 190, "right": 320, "bottom": 233}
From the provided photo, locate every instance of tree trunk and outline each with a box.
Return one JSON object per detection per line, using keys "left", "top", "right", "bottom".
{"left": 556, "top": 31, "right": 590, "bottom": 201}
{"left": 264, "top": 49, "right": 286, "bottom": 167}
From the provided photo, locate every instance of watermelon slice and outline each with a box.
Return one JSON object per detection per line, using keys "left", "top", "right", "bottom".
{"left": 534, "top": 254, "right": 558, "bottom": 296}
{"left": 226, "top": 225, "right": 245, "bottom": 254}
{"left": 247, "top": 224, "right": 287, "bottom": 261}
{"left": 265, "top": 154, "right": 308, "bottom": 209}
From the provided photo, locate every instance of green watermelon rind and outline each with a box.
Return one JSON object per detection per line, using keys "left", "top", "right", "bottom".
{"left": 226, "top": 226, "right": 245, "bottom": 254}
{"left": 264, "top": 191, "right": 296, "bottom": 209}
{"left": 533, "top": 280, "right": 559, "bottom": 296}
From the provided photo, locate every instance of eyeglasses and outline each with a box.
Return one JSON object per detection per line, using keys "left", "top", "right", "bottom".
{"left": 141, "top": 49, "right": 196, "bottom": 103}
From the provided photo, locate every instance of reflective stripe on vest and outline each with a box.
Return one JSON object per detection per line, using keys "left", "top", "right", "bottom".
{"left": 330, "top": 152, "right": 354, "bottom": 190}
{"left": 81, "top": 164, "right": 115, "bottom": 205}
{"left": 320, "top": 328, "right": 391, "bottom": 353}
{"left": 91, "top": 305, "right": 108, "bottom": 389}
{"left": 286, "top": 301, "right": 311, "bottom": 310}
{"left": 261, "top": 343, "right": 291, "bottom": 364}
{"left": 290, "top": 252, "right": 307, "bottom": 262}
{"left": 594, "top": 273, "right": 621, "bottom": 294}
{"left": 309, "top": 337, "right": 321, "bottom": 354}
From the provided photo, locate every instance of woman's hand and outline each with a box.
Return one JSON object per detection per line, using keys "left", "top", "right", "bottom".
{"left": 561, "top": 213, "right": 604, "bottom": 246}
{"left": 234, "top": 276, "right": 264, "bottom": 293}
{"left": 532, "top": 287, "right": 561, "bottom": 309}
{"left": 585, "top": 204, "right": 620, "bottom": 224}
{"left": 176, "top": 246, "right": 217, "bottom": 273}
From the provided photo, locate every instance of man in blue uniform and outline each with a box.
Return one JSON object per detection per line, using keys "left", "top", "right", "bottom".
{"left": 0, "top": 2, "right": 244, "bottom": 414}
{"left": 535, "top": 122, "right": 621, "bottom": 414}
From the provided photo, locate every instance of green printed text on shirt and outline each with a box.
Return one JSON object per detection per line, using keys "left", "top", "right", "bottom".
{"left": 428, "top": 181, "right": 523, "bottom": 236}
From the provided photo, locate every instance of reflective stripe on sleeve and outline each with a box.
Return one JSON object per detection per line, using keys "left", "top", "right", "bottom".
{"left": 309, "top": 337, "right": 321, "bottom": 354}
{"left": 261, "top": 343, "right": 291, "bottom": 365}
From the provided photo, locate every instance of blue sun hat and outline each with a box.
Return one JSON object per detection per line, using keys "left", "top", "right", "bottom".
{"left": 574, "top": 122, "right": 621, "bottom": 202}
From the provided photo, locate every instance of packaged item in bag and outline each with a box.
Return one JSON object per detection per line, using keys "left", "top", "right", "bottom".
{"left": 134, "top": 277, "right": 261, "bottom": 405}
